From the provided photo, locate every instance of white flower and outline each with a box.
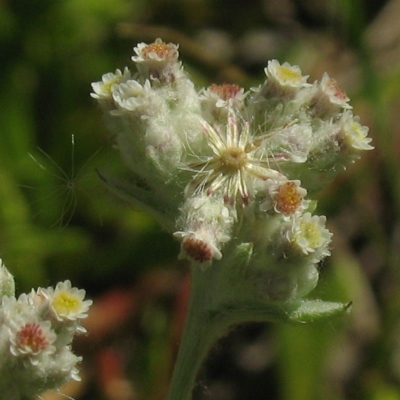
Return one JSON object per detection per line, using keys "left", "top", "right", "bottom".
{"left": 8, "top": 318, "right": 56, "bottom": 365}
{"left": 132, "top": 38, "right": 179, "bottom": 64}
{"left": 91, "top": 67, "right": 131, "bottom": 101}
{"left": 287, "top": 213, "right": 332, "bottom": 262}
{"left": 199, "top": 84, "right": 248, "bottom": 123}
{"left": 132, "top": 38, "right": 180, "bottom": 81}
{"left": 319, "top": 73, "right": 351, "bottom": 109}
{"left": 260, "top": 178, "right": 308, "bottom": 217}
{"left": 112, "top": 79, "right": 153, "bottom": 114}
{"left": 309, "top": 73, "right": 352, "bottom": 118}
{"left": 200, "top": 84, "right": 248, "bottom": 110}
{"left": 252, "top": 60, "right": 312, "bottom": 102}
{"left": 39, "top": 280, "right": 92, "bottom": 323}
{"left": 185, "top": 109, "right": 282, "bottom": 208}
{"left": 0, "top": 279, "right": 91, "bottom": 398}
{"left": 338, "top": 111, "right": 374, "bottom": 151}
{"left": 265, "top": 60, "right": 311, "bottom": 89}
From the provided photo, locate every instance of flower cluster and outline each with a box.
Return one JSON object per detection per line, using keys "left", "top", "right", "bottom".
{"left": 0, "top": 261, "right": 92, "bottom": 400}
{"left": 92, "top": 38, "right": 372, "bottom": 301}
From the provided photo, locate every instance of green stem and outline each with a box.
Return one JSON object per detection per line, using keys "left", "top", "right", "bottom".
{"left": 166, "top": 269, "right": 220, "bottom": 400}
{"left": 166, "top": 245, "right": 351, "bottom": 399}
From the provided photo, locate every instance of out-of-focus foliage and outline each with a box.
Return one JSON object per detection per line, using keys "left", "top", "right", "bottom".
{"left": 1, "top": 0, "right": 399, "bottom": 399}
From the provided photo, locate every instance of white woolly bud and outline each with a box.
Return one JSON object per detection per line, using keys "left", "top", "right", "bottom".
{"left": 174, "top": 195, "right": 234, "bottom": 267}
{"left": 258, "top": 60, "right": 311, "bottom": 100}
{"left": 309, "top": 73, "right": 352, "bottom": 118}
{"left": 175, "top": 112, "right": 207, "bottom": 157}
{"left": 145, "top": 116, "right": 183, "bottom": 176}
{"left": 175, "top": 230, "right": 223, "bottom": 266}
{"left": 199, "top": 83, "right": 248, "bottom": 122}
{"left": 266, "top": 122, "right": 314, "bottom": 163}
{"left": 38, "top": 346, "right": 83, "bottom": 384}
{"left": 174, "top": 77, "right": 201, "bottom": 113}
{"left": 1, "top": 293, "right": 35, "bottom": 320}
{"left": 132, "top": 38, "right": 181, "bottom": 83}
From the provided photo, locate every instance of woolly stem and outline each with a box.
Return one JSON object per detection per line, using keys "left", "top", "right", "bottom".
{"left": 166, "top": 268, "right": 221, "bottom": 400}
{"left": 166, "top": 247, "right": 351, "bottom": 400}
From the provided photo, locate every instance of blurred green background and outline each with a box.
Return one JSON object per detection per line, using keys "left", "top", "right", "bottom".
{"left": 1, "top": 0, "right": 399, "bottom": 399}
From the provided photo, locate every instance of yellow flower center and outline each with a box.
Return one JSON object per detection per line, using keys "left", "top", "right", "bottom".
{"left": 274, "top": 182, "right": 302, "bottom": 214}
{"left": 103, "top": 77, "right": 120, "bottom": 94}
{"left": 300, "top": 221, "right": 321, "bottom": 248}
{"left": 350, "top": 121, "right": 364, "bottom": 139}
{"left": 209, "top": 84, "right": 242, "bottom": 100}
{"left": 218, "top": 147, "right": 248, "bottom": 174}
{"left": 52, "top": 291, "right": 81, "bottom": 315}
{"left": 142, "top": 41, "right": 175, "bottom": 59}
{"left": 276, "top": 66, "right": 301, "bottom": 83}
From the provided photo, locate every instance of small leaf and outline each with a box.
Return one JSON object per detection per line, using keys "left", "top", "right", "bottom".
{"left": 287, "top": 299, "right": 352, "bottom": 323}
{"left": 209, "top": 299, "right": 351, "bottom": 327}
{"left": 97, "top": 169, "right": 175, "bottom": 230}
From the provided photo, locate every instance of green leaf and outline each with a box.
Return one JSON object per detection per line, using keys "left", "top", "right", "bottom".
{"left": 287, "top": 299, "right": 352, "bottom": 323}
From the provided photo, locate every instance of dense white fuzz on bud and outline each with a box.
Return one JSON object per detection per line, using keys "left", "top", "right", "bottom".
{"left": 132, "top": 38, "right": 180, "bottom": 82}
{"left": 93, "top": 38, "right": 373, "bottom": 301}
{"left": 174, "top": 195, "right": 234, "bottom": 267}
{"left": 308, "top": 72, "right": 352, "bottom": 118}
{"left": 199, "top": 83, "right": 248, "bottom": 122}
{"left": 266, "top": 122, "right": 314, "bottom": 163}
{"left": 0, "top": 261, "right": 92, "bottom": 399}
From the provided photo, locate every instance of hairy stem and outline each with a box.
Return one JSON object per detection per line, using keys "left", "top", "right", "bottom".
{"left": 166, "top": 269, "right": 221, "bottom": 400}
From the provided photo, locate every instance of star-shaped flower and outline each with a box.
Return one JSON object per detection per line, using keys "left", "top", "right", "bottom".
{"left": 185, "top": 109, "right": 282, "bottom": 208}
